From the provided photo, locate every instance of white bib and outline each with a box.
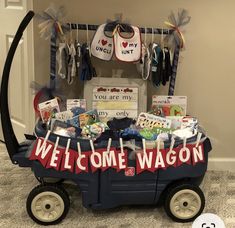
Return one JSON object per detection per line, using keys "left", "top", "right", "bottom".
{"left": 91, "top": 24, "right": 114, "bottom": 61}
{"left": 114, "top": 26, "right": 141, "bottom": 62}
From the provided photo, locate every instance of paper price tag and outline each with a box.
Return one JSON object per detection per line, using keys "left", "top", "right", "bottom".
{"left": 152, "top": 66, "right": 157, "bottom": 72}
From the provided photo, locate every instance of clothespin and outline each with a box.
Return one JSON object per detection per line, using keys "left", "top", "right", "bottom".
{"left": 89, "top": 139, "right": 95, "bottom": 154}
{"left": 157, "top": 140, "right": 161, "bottom": 153}
{"left": 44, "top": 130, "right": 51, "bottom": 144}
{"left": 119, "top": 138, "right": 124, "bottom": 155}
{"left": 170, "top": 137, "right": 175, "bottom": 151}
{"left": 183, "top": 137, "right": 187, "bottom": 149}
{"left": 107, "top": 138, "right": 112, "bottom": 153}
{"left": 132, "top": 139, "right": 136, "bottom": 152}
{"left": 54, "top": 136, "right": 60, "bottom": 148}
{"left": 65, "top": 138, "right": 71, "bottom": 152}
{"left": 196, "top": 132, "right": 202, "bottom": 148}
{"left": 142, "top": 138, "right": 146, "bottom": 155}
{"left": 77, "top": 142, "right": 82, "bottom": 156}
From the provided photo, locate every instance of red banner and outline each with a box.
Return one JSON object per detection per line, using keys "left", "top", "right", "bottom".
{"left": 29, "top": 137, "right": 205, "bottom": 174}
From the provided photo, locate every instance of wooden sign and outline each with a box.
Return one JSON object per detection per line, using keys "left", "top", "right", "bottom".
{"left": 92, "top": 86, "right": 138, "bottom": 120}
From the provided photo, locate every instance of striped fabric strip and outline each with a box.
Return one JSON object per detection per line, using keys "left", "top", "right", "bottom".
{"left": 50, "top": 25, "right": 57, "bottom": 90}
{"left": 168, "top": 45, "right": 180, "bottom": 96}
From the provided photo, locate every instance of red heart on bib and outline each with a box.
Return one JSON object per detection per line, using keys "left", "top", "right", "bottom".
{"left": 101, "top": 39, "right": 108, "bottom": 46}
{"left": 122, "top": 42, "right": 128, "bottom": 48}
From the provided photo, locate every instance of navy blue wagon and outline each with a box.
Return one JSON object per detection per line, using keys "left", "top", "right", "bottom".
{"left": 0, "top": 11, "right": 212, "bottom": 226}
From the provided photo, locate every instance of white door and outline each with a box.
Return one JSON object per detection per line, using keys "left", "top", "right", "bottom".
{"left": 0, "top": 0, "right": 34, "bottom": 143}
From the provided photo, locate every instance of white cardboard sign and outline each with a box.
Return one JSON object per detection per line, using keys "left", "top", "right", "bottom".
{"left": 92, "top": 86, "right": 138, "bottom": 120}
{"left": 84, "top": 78, "right": 147, "bottom": 119}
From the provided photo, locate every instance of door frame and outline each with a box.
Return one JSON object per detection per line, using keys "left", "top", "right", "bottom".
{"left": 25, "top": 0, "right": 35, "bottom": 134}
{"left": 0, "top": 0, "right": 35, "bottom": 141}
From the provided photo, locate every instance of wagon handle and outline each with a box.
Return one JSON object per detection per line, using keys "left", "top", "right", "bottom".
{"left": 0, "top": 11, "right": 35, "bottom": 163}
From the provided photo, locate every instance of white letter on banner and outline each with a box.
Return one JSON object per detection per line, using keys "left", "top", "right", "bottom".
{"left": 155, "top": 151, "right": 165, "bottom": 168}
{"left": 76, "top": 154, "right": 86, "bottom": 170}
{"left": 192, "top": 145, "right": 204, "bottom": 163}
{"left": 102, "top": 150, "right": 117, "bottom": 167}
{"left": 50, "top": 149, "right": 60, "bottom": 167}
{"left": 64, "top": 139, "right": 71, "bottom": 169}
{"left": 90, "top": 152, "right": 102, "bottom": 168}
{"left": 49, "top": 137, "right": 60, "bottom": 168}
{"left": 136, "top": 151, "right": 153, "bottom": 169}
{"left": 35, "top": 138, "right": 53, "bottom": 159}
{"left": 118, "top": 152, "right": 126, "bottom": 169}
{"left": 166, "top": 150, "right": 177, "bottom": 166}
{"left": 179, "top": 147, "right": 191, "bottom": 163}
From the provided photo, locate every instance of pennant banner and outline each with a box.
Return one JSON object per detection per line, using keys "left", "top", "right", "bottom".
{"left": 29, "top": 137, "right": 205, "bottom": 174}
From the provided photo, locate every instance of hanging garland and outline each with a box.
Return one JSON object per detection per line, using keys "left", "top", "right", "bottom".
{"left": 36, "top": 4, "right": 69, "bottom": 40}
{"left": 32, "top": 4, "right": 69, "bottom": 104}
{"left": 164, "top": 9, "right": 191, "bottom": 50}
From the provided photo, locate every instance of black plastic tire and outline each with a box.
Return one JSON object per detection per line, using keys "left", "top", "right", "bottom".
{"left": 164, "top": 183, "right": 205, "bottom": 223}
{"left": 26, "top": 184, "right": 70, "bottom": 225}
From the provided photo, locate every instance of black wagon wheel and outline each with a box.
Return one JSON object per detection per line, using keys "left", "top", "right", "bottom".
{"left": 26, "top": 184, "right": 70, "bottom": 225}
{"left": 164, "top": 183, "right": 205, "bottom": 223}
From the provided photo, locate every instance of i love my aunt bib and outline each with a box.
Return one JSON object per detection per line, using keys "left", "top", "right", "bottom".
{"left": 113, "top": 25, "right": 141, "bottom": 62}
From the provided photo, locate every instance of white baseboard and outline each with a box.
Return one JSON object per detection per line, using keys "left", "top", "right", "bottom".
{"left": 208, "top": 158, "right": 235, "bottom": 172}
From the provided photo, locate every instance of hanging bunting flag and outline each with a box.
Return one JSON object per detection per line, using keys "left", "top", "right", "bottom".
{"left": 29, "top": 133, "right": 205, "bottom": 174}
{"left": 74, "top": 151, "right": 90, "bottom": 174}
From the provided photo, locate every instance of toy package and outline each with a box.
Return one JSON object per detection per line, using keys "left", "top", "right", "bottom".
{"left": 67, "top": 99, "right": 86, "bottom": 110}
{"left": 55, "top": 110, "right": 74, "bottom": 121}
{"left": 52, "top": 120, "right": 81, "bottom": 138}
{"left": 81, "top": 122, "right": 109, "bottom": 139}
{"left": 38, "top": 98, "right": 60, "bottom": 123}
{"left": 136, "top": 112, "right": 172, "bottom": 129}
{"left": 79, "top": 109, "right": 100, "bottom": 128}
{"left": 151, "top": 96, "right": 187, "bottom": 117}
{"left": 166, "top": 116, "right": 198, "bottom": 130}
{"left": 66, "top": 115, "right": 80, "bottom": 128}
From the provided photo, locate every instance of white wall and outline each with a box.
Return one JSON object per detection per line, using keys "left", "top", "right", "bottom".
{"left": 33, "top": 0, "right": 235, "bottom": 171}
